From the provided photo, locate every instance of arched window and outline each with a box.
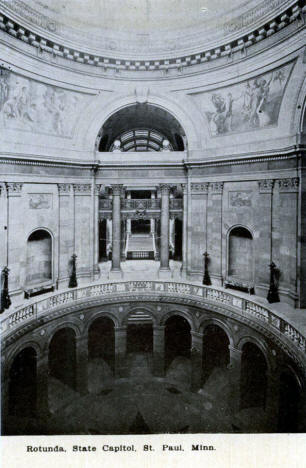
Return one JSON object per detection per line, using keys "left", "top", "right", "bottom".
{"left": 228, "top": 227, "right": 253, "bottom": 282}
{"left": 26, "top": 230, "right": 52, "bottom": 285}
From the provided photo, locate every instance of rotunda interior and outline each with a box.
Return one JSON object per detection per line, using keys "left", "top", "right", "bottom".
{"left": 0, "top": 0, "right": 306, "bottom": 436}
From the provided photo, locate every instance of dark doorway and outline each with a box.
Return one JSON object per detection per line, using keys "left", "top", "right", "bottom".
{"left": 174, "top": 218, "right": 183, "bottom": 260}
{"left": 49, "top": 328, "right": 76, "bottom": 390}
{"left": 88, "top": 317, "right": 115, "bottom": 371}
{"left": 9, "top": 347, "right": 37, "bottom": 417}
{"left": 228, "top": 227, "right": 253, "bottom": 282}
{"left": 278, "top": 370, "right": 300, "bottom": 432}
{"left": 130, "top": 191, "right": 152, "bottom": 199}
{"left": 99, "top": 219, "right": 107, "bottom": 261}
{"left": 131, "top": 219, "right": 150, "bottom": 235}
{"left": 26, "top": 229, "right": 52, "bottom": 285}
{"left": 202, "top": 325, "right": 230, "bottom": 384}
{"left": 127, "top": 323, "right": 153, "bottom": 353}
{"left": 165, "top": 315, "right": 191, "bottom": 368}
{"left": 240, "top": 342, "right": 267, "bottom": 410}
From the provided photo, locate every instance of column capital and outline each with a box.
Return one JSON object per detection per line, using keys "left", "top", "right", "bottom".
{"left": 278, "top": 177, "right": 299, "bottom": 192}
{"left": 190, "top": 183, "right": 209, "bottom": 195}
{"left": 209, "top": 182, "right": 224, "bottom": 194}
{"left": 228, "top": 345, "right": 242, "bottom": 357}
{"left": 181, "top": 183, "right": 187, "bottom": 194}
{"left": 111, "top": 184, "right": 124, "bottom": 196}
{"left": 258, "top": 179, "right": 275, "bottom": 194}
{"left": 191, "top": 330, "right": 204, "bottom": 339}
{"left": 5, "top": 182, "right": 23, "bottom": 196}
{"left": 115, "top": 326, "right": 127, "bottom": 332}
{"left": 95, "top": 184, "right": 103, "bottom": 195}
{"left": 159, "top": 183, "right": 172, "bottom": 195}
{"left": 58, "top": 183, "right": 71, "bottom": 195}
{"left": 153, "top": 325, "right": 166, "bottom": 332}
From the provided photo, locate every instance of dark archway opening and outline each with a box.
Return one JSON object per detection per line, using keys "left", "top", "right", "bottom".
{"left": 165, "top": 315, "right": 191, "bottom": 368}
{"left": 278, "top": 370, "right": 300, "bottom": 432}
{"left": 9, "top": 347, "right": 37, "bottom": 418}
{"left": 99, "top": 219, "right": 107, "bottom": 261}
{"left": 88, "top": 317, "right": 115, "bottom": 371}
{"left": 49, "top": 328, "right": 76, "bottom": 390}
{"left": 127, "top": 322, "right": 153, "bottom": 354}
{"left": 240, "top": 342, "right": 267, "bottom": 410}
{"left": 26, "top": 229, "right": 52, "bottom": 285}
{"left": 174, "top": 218, "right": 183, "bottom": 260}
{"left": 202, "top": 325, "right": 230, "bottom": 384}
{"left": 97, "top": 104, "right": 186, "bottom": 152}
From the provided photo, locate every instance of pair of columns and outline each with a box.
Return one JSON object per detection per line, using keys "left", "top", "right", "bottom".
{"left": 110, "top": 184, "right": 171, "bottom": 278}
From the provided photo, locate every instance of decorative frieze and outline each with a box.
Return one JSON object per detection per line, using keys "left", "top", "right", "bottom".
{"left": 278, "top": 178, "right": 299, "bottom": 192}
{"left": 190, "top": 183, "right": 209, "bottom": 195}
{"left": 258, "top": 179, "right": 275, "bottom": 194}
{"left": 73, "top": 184, "right": 91, "bottom": 194}
{"left": 209, "top": 182, "right": 224, "bottom": 194}
{"left": 5, "top": 183, "right": 23, "bottom": 196}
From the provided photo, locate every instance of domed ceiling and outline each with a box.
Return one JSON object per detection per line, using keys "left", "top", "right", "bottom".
{"left": 0, "top": 0, "right": 292, "bottom": 59}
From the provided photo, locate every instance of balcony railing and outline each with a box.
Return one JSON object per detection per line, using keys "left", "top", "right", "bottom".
{"left": 121, "top": 199, "right": 161, "bottom": 210}
{"left": 1, "top": 281, "right": 305, "bottom": 364}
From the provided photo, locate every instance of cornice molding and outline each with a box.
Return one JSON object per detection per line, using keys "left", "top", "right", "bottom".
{"left": 0, "top": 2, "right": 303, "bottom": 74}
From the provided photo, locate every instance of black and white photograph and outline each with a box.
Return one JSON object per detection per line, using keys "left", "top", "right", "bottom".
{"left": 0, "top": 1, "right": 305, "bottom": 466}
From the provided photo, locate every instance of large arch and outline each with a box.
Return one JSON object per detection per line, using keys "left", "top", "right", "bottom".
{"left": 165, "top": 314, "right": 191, "bottom": 368}
{"left": 202, "top": 323, "right": 230, "bottom": 384}
{"left": 77, "top": 92, "right": 205, "bottom": 152}
{"left": 88, "top": 316, "right": 115, "bottom": 370}
{"left": 240, "top": 341, "right": 268, "bottom": 410}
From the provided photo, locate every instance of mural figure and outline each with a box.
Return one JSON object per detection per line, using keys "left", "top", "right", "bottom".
{"left": 202, "top": 63, "right": 292, "bottom": 136}
{"left": 0, "top": 71, "right": 84, "bottom": 137}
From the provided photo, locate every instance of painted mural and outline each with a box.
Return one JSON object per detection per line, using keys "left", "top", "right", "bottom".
{"left": 0, "top": 70, "right": 87, "bottom": 137}
{"left": 199, "top": 62, "right": 293, "bottom": 136}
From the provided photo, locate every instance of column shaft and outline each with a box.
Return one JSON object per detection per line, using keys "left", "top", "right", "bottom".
{"left": 228, "top": 345, "right": 242, "bottom": 414}
{"left": 75, "top": 336, "right": 88, "bottom": 395}
{"left": 159, "top": 184, "right": 170, "bottom": 274}
{"left": 36, "top": 353, "right": 49, "bottom": 417}
{"left": 191, "top": 331, "right": 203, "bottom": 392}
{"left": 111, "top": 185, "right": 123, "bottom": 274}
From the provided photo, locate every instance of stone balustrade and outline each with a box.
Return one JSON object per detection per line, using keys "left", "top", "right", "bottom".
{"left": 1, "top": 281, "right": 305, "bottom": 360}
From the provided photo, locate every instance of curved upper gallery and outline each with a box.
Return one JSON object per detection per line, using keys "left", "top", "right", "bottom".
{"left": 0, "top": 0, "right": 304, "bottom": 76}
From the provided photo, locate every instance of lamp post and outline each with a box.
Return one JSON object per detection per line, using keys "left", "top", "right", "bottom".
{"left": 69, "top": 254, "right": 78, "bottom": 288}
{"left": 267, "top": 262, "right": 280, "bottom": 303}
{"left": 0, "top": 267, "right": 11, "bottom": 313}
{"left": 203, "top": 252, "right": 211, "bottom": 286}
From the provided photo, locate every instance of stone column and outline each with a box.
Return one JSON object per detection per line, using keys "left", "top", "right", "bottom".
{"left": 227, "top": 345, "right": 242, "bottom": 414}
{"left": 207, "top": 182, "right": 223, "bottom": 286}
{"left": 93, "top": 184, "right": 102, "bottom": 278}
{"left": 126, "top": 191, "right": 131, "bottom": 235}
{"left": 159, "top": 184, "right": 171, "bottom": 278}
{"left": 75, "top": 336, "right": 88, "bottom": 395}
{"left": 256, "top": 179, "right": 275, "bottom": 297}
{"left": 150, "top": 191, "right": 156, "bottom": 235}
{"left": 153, "top": 325, "right": 165, "bottom": 377}
{"left": 181, "top": 183, "right": 188, "bottom": 277}
{"left": 110, "top": 184, "right": 123, "bottom": 278}
{"left": 115, "top": 326, "right": 127, "bottom": 378}
{"left": 36, "top": 351, "right": 49, "bottom": 417}
{"left": 191, "top": 331, "right": 203, "bottom": 392}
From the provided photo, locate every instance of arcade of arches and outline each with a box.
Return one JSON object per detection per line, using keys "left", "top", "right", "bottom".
{"left": 0, "top": 0, "right": 306, "bottom": 436}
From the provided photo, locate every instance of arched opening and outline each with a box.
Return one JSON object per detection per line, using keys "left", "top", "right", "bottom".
{"left": 88, "top": 316, "right": 115, "bottom": 371}
{"left": 126, "top": 311, "right": 153, "bottom": 375}
{"left": 278, "top": 369, "right": 300, "bottom": 432}
{"left": 228, "top": 227, "right": 253, "bottom": 283}
{"left": 49, "top": 328, "right": 76, "bottom": 390}
{"left": 240, "top": 342, "right": 267, "bottom": 410}
{"left": 97, "top": 104, "right": 186, "bottom": 152}
{"left": 26, "top": 229, "right": 52, "bottom": 285}
{"left": 9, "top": 347, "right": 37, "bottom": 418}
{"left": 165, "top": 315, "right": 191, "bottom": 368}
{"left": 202, "top": 325, "right": 230, "bottom": 384}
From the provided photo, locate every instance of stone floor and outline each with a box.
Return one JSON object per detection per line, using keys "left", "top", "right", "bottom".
{"left": 3, "top": 352, "right": 270, "bottom": 435}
